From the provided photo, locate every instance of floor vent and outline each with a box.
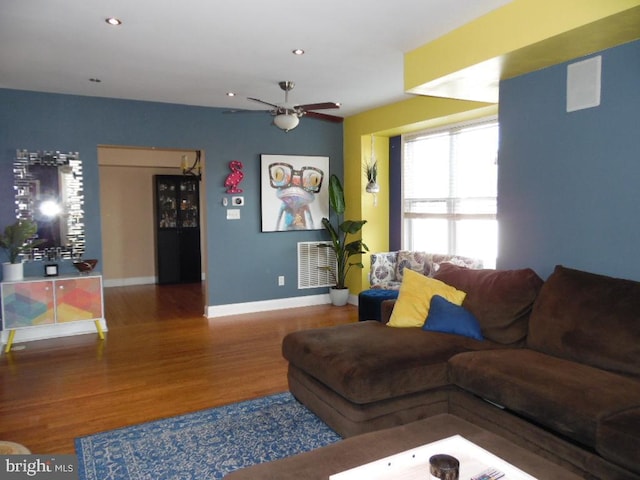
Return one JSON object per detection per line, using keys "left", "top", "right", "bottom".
{"left": 297, "top": 241, "right": 336, "bottom": 289}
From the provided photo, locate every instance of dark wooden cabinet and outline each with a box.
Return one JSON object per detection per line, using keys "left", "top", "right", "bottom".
{"left": 154, "top": 175, "right": 201, "bottom": 284}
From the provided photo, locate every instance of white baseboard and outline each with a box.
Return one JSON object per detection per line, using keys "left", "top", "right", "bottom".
{"left": 103, "top": 273, "right": 206, "bottom": 288}
{"left": 103, "top": 276, "right": 156, "bottom": 287}
{"left": 1, "top": 319, "right": 108, "bottom": 352}
{"left": 205, "top": 293, "right": 358, "bottom": 318}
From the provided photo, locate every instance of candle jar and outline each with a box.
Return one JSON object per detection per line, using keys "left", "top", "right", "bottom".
{"left": 429, "top": 454, "right": 459, "bottom": 480}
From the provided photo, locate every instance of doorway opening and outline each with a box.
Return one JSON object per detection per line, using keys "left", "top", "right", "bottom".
{"left": 97, "top": 146, "right": 208, "bottom": 311}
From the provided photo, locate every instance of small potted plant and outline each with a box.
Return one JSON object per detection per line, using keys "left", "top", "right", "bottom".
{"left": 320, "top": 174, "right": 368, "bottom": 306}
{"left": 0, "top": 219, "right": 46, "bottom": 281}
{"left": 364, "top": 159, "right": 379, "bottom": 194}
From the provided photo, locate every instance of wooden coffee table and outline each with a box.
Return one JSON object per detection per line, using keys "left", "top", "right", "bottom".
{"left": 224, "top": 414, "right": 582, "bottom": 480}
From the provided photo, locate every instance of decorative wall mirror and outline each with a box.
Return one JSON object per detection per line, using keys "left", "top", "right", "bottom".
{"left": 14, "top": 149, "right": 85, "bottom": 261}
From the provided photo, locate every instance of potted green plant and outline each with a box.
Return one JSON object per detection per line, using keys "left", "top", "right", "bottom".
{"left": 364, "top": 159, "right": 379, "bottom": 194}
{"left": 320, "top": 174, "right": 368, "bottom": 306}
{"left": 0, "top": 219, "right": 45, "bottom": 281}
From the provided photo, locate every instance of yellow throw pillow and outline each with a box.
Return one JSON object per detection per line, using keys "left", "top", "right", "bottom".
{"left": 387, "top": 268, "right": 466, "bottom": 328}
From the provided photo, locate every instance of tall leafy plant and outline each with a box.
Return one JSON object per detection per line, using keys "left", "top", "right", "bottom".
{"left": 320, "top": 174, "right": 368, "bottom": 289}
{"left": 0, "top": 219, "right": 45, "bottom": 263}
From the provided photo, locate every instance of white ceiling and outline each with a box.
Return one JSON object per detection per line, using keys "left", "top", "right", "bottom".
{"left": 0, "top": 0, "right": 511, "bottom": 118}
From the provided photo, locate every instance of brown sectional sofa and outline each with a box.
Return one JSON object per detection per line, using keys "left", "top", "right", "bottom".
{"left": 283, "top": 264, "right": 640, "bottom": 479}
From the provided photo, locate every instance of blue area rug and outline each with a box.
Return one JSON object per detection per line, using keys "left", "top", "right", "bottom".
{"left": 75, "top": 392, "right": 341, "bottom": 480}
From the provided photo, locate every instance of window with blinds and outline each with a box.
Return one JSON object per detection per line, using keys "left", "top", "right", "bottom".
{"left": 402, "top": 118, "right": 498, "bottom": 267}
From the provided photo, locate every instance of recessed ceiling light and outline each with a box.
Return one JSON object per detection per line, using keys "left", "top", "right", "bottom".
{"left": 226, "top": 92, "right": 236, "bottom": 97}
{"left": 292, "top": 49, "right": 305, "bottom": 55}
{"left": 105, "top": 17, "right": 122, "bottom": 26}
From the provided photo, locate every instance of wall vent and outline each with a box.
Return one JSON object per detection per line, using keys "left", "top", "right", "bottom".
{"left": 297, "top": 241, "right": 336, "bottom": 289}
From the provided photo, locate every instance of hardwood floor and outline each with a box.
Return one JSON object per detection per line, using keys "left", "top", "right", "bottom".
{"left": 0, "top": 283, "right": 357, "bottom": 454}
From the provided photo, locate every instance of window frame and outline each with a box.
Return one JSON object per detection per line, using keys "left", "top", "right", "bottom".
{"left": 400, "top": 116, "right": 499, "bottom": 263}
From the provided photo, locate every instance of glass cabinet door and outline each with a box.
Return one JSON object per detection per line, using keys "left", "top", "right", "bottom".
{"left": 179, "top": 178, "right": 199, "bottom": 228}
{"left": 154, "top": 175, "right": 201, "bottom": 284}
{"left": 157, "top": 177, "right": 178, "bottom": 228}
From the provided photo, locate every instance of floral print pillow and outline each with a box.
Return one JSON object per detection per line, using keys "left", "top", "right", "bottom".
{"left": 430, "top": 253, "right": 483, "bottom": 275}
{"left": 395, "top": 251, "right": 428, "bottom": 282}
{"left": 368, "top": 250, "right": 483, "bottom": 289}
{"left": 369, "top": 252, "right": 397, "bottom": 288}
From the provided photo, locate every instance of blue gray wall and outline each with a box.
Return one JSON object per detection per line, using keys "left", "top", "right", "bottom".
{"left": 0, "top": 89, "right": 343, "bottom": 305}
{"left": 498, "top": 39, "right": 640, "bottom": 281}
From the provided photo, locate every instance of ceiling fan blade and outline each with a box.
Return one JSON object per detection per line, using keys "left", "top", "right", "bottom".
{"left": 223, "top": 108, "right": 271, "bottom": 114}
{"left": 305, "top": 111, "right": 344, "bottom": 123}
{"left": 296, "top": 102, "right": 340, "bottom": 111}
{"left": 248, "top": 97, "right": 279, "bottom": 109}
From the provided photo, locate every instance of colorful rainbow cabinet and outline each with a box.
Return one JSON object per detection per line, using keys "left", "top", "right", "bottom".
{"left": 1, "top": 274, "right": 105, "bottom": 352}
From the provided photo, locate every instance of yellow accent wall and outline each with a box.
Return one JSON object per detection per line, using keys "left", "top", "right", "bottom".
{"left": 405, "top": 0, "right": 640, "bottom": 102}
{"left": 343, "top": 97, "right": 496, "bottom": 294}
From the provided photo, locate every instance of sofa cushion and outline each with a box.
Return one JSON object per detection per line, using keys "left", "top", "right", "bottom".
{"left": 433, "top": 264, "right": 544, "bottom": 345}
{"left": 387, "top": 269, "right": 466, "bottom": 328}
{"left": 282, "top": 321, "right": 500, "bottom": 405}
{"left": 597, "top": 407, "right": 640, "bottom": 475}
{"left": 449, "top": 349, "right": 640, "bottom": 449}
{"left": 527, "top": 265, "right": 640, "bottom": 378}
{"left": 423, "top": 295, "right": 483, "bottom": 341}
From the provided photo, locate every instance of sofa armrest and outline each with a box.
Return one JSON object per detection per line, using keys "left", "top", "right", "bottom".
{"left": 380, "top": 299, "right": 396, "bottom": 324}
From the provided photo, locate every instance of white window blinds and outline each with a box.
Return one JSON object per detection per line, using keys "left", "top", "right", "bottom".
{"left": 402, "top": 118, "right": 498, "bottom": 266}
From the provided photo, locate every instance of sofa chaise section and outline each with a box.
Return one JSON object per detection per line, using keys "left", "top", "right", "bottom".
{"left": 283, "top": 321, "right": 502, "bottom": 436}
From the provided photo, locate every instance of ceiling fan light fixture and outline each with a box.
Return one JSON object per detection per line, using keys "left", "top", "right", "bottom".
{"left": 105, "top": 17, "right": 122, "bottom": 26}
{"left": 274, "top": 113, "right": 299, "bottom": 132}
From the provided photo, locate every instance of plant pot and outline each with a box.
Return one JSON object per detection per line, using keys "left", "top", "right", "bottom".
{"left": 366, "top": 180, "right": 380, "bottom": 193}
{"left": 329, "top": 287, "right": 349, "bottom": 306}
{"left": 2, "top": 262, "right": 24, "bottom": 282}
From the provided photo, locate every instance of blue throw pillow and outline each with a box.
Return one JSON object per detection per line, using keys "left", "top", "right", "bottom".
{"left": 422, "top": 295, "right": 484, "bottom": 340}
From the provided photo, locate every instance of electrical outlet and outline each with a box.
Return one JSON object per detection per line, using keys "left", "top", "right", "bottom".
{"left": 278, "top": 276, "right": 285, "bottom": 286}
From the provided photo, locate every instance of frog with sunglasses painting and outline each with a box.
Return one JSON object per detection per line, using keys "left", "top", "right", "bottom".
{"left": 268, "top": 162, "right": 324, "bottom": 231}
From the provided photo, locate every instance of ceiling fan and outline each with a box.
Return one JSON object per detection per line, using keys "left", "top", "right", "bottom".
{"left": 245, "top": 81, "right": 343, "bottom": 132}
